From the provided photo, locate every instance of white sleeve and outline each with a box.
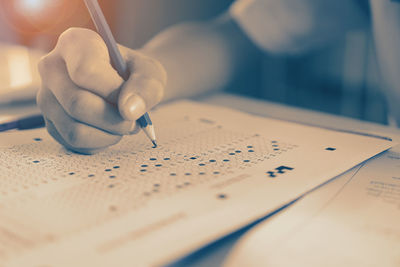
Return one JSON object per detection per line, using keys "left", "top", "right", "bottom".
{"left": 230, "top": 0, "right": 367, "bottom": 54}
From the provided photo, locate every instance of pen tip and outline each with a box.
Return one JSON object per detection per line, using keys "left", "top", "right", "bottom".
{"left": 152, "top": 140, "right": 158, "bottom": 148}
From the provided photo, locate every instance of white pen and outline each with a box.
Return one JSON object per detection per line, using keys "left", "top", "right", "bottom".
{"left": 83, "top": 0, "right": 157, "bottom": 148}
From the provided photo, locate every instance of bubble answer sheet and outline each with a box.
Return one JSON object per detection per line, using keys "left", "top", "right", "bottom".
{"left": 0, "top": 101, "right": 394, "bottom": 267}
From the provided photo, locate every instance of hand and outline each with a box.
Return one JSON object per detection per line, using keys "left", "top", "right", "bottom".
{"left": 37, "top": 27, "right": 167, "bottom": 154}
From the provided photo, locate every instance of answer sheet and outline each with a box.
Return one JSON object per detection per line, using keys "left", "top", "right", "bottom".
{"left": 0, "top": 101, "right": 394, "bottom": 266}
{"left": 225, "top": 147, "right": 400, "bottom": 267}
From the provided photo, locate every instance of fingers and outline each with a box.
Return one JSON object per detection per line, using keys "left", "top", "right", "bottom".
{"left": 37, "top": 27, "right": 167, "bottom": 154}
{"left": 118, "top": 50, "right": 167, "bottom": 120}
{"left": 38, "top": 53, "right": 139, "bottom": 135}
{"left": 37, "top": 86, "right": 122, "bottom": 153}
{"left": 45, "top": 119, "right": 107, "bottom": 155}
{"left": 55, "top": 28, "right": 124, "bottom": 100}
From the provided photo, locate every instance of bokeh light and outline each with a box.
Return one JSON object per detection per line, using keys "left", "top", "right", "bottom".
{"left": 0, "top": 0, "right": 115, "bottom": 48}
{"left": 15, "top": 0, "right": 54, "bottom": 15}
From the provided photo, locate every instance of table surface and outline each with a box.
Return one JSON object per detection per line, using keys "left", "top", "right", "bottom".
{"left": 1, "top": 92, "right": 400, "bottom": 266}
{"left": 202, "top": 93, "right": 400, "bottom": 141}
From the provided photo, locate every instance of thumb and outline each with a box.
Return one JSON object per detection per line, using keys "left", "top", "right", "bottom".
{"left": 118, "top": 73, "right": 164, "bottom": 121}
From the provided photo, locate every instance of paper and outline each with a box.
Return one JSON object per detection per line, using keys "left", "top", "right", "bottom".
{"left": 0, "top": 101, "right": 393, "bottom": 266}
{"left": 225, "top": 147, "right": 400, "bottom": 267}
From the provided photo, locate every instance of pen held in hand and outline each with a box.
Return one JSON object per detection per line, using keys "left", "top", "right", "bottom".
{"left": 83, "top": 0, "right": 157, "bottom": 148}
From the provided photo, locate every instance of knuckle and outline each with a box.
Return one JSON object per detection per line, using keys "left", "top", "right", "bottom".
{"left": 142, "top": 57, "right": 167, "bottom": 86}
{"left": 58, "top": 27, "right": 93, "bottom": 45}
{"left": 69, "top": 62, "right": 89, "bottom": 86}
{"left": 80, "top": 62, "right": 99, "bottom": 79}
{"left": 151, "top": 59, "right": 168, "bottom": 86}
{"left": 37, "top": 54, "right": 54, "bottom": 78}
{"left": 70, "top": 61, "right": 101, "bottom": 87}
{"left": 58, "top": 28, "right": 80, "bottom": 45}
{"left": 149, "top": 78, "right": 164, "bottom": 103}
{"left": 38, "top": 51, "right": 61, "bottom": 82}
{"left": 67, "top": 91, "right": 90, "bottom": 118}
{"left": 130, "top": 54, "right": 167, "bottom": 86}
{"left": 58, "top": 28, "right": 104, "bottom": 58}
{"left": 133, "top": 77, "right": 164, "bottom": 106}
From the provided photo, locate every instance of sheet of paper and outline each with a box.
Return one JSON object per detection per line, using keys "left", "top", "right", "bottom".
{"left": 225, "top": 146, "right": 400, "bottom": 267}
{"left": 0, "top": 101, "right": 393, "bottom": 267}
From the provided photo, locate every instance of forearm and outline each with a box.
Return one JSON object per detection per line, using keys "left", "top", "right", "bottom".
{"left": 140, "top": 14, "right": 261, "bottom": 101}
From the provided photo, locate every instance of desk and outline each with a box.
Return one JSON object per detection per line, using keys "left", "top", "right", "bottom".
{"left": 168, "top": 92, "right": 400, "bottom": 267}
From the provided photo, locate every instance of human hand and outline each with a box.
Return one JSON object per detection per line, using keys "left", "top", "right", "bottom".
{"left": 37, "top": 28, "right": 167, "bottom": 154}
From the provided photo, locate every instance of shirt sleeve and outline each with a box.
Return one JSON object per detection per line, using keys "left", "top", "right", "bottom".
{"left": 230, "top": 0, "right": 367, "bottom": 54}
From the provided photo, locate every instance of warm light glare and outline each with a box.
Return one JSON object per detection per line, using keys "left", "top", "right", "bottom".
{"left": 7, "top": 47, "right": 33, "bottom": 88}
{"left": 15, "top": 0, "right": 53, "bottom": 14}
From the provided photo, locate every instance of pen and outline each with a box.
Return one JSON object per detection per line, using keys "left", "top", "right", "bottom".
{"left": 83, "top": 0, "right": 158, "bottom": 148}
{"left": 0, "top": 114, "right": 45, "bottom": 132}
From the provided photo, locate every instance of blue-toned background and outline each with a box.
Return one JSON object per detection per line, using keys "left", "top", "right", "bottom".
{"left": 0, "top": 0, "right": 388, "bottom": 124}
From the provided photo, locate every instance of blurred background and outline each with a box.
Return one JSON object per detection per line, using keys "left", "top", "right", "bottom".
{"left": 0, "top": 0, "right": 389, "bottom": 124}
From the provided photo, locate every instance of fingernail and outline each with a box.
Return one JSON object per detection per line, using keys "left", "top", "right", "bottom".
{"left": 121, "top": 94, "right": 146, "bottom": 120}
